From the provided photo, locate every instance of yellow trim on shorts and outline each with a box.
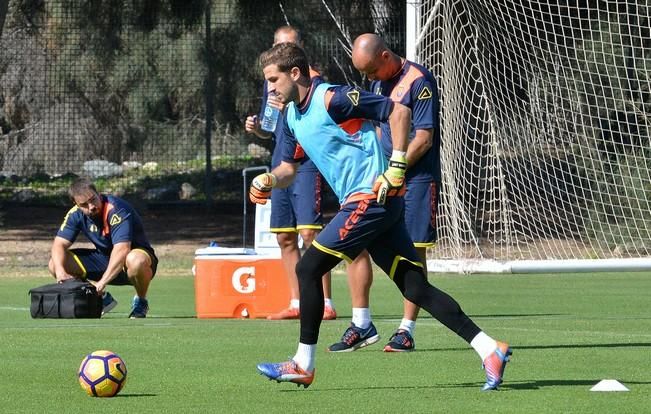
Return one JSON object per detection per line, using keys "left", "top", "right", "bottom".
{"left": 312, "top": 240, "right": 352, "bottom": 263}
{"left": 70, "top": 252, "right": 87, "bottom": 278}
{"left": 414, "top": 242, "right": 436, "bottom": 248}
{"left": 270, "top": 227, "right": 298, "bottom": 233}
{"left": 296, "top": 224, "right": 323, "bottom": 231}
{"left": 131, "top": 248, "right": 154, "bottom": 268}
{"left": 388, "top": 256, "right": 424, "bottom": 280}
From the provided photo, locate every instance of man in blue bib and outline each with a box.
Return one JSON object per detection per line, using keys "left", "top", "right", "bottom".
{"left": 49, "top": 178, "right": 157, "bottom": 318}
{"left": 245, "top": 25, "right": 337, "bottom": 321}
{"left": 252, "top": 42, "right": 511, "bottom": 391}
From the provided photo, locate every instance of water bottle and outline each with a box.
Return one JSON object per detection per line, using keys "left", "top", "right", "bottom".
{"left": 260, "top": 98, "right": 280, "bottom": 132}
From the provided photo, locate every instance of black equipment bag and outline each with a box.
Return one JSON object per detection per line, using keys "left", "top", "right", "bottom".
{"left": 29, "top": 279, "right": 102, "bottom": 319}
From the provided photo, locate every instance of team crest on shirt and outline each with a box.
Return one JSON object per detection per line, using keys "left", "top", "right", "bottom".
{"left": 418, "top": 87, "right": 433, "bottom": 100}
{"left": 346, "top": 90, "right": 360, "bottom": 106}
{"left": 109, "top": 214, "right": 122, "bottom": 226}
{"left": 396, "top": 85, "right": 405, "bottom": 98}
{"left": 89, "top": 224, "right": 98, "bottom": 233}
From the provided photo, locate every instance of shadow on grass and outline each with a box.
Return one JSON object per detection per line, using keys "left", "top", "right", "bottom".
{"left": 415, "top": 342, "right": 651, "bottom": 353}
{"left": 438, "top": 379, "right": 651, "bottom": 390}
{"left": 502, "top": 342, "right": 651, "bottom": 350}
{"left": 371, "top": 313, "right": 568, "bottom": 321}
{"left": 288, "top": 379, "right": 651, "bottom": 393}
{"left": 281, "top": 385, "right": 442, "bottom": 392}
{"left": 506, "top": 379, "right": 651, "bottom": 390}
{"left": 115, "top": 393, "right": 158, "bottom": 397}
{"left": 146, "top": 315, "right": 197, "bottom": 319}
{"left": 0, "top": 204, "right": 245, "bottom": 246}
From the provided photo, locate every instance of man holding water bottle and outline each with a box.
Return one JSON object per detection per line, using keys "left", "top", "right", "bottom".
{"left": 244, "top": 26, "right": 338, "bottom": 320}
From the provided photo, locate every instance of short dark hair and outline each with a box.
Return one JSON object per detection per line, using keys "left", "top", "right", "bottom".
{"left": 68, "top": 177, "right": 98, "bottom": 200}
{"left": 259, "top": 42, "right": 310, "bottom": 79}
{"left": 274, "top": 25, "right": 302, "bottom": 43}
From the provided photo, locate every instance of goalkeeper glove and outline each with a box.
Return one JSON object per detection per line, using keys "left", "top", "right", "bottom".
{"left": 249, "top": 173, "right": 277, "bottom": 204}
{"left": 373, "top": 151, "right": 407, "bottom": 205}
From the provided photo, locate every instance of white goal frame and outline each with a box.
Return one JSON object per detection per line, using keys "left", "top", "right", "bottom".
{"left": 407, "top": 0, "right": 651, "bottom": 273}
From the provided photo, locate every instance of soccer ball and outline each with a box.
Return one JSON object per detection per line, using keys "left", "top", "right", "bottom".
{"left": 78, "top": 350, "right": 127, "bottom": 397}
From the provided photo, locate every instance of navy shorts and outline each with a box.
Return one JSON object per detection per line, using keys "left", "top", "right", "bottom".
{"left": 312, "top": 196, "right": 422, "bottom": 277}
{"left": 270, "top": 170, "right": 323, "bottom": 232}
{"left": 404, "top": 180, "right": 439, "bottom": 246}
{"left": 70, "top": 247, "right": 158, "bottom": 285}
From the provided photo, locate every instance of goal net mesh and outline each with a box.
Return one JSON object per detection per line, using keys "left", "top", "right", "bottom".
{"left": 414, "top": 0, "right": 651, "bottom": 261}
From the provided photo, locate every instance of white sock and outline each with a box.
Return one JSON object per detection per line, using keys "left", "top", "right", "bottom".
{"left": 324, "top": 298, "right": 334, "bottom": 309}
{"left": 293, "top": 343, "right": 316, "bottom": 372}
{"left": 470, "top": 331, "right": 497, "bottom": 361}
{"left": 351, "top": 307, "right": 371, "bottom": 329}
{"left": 290, "top": 299, "right": 300, "bottom": 309}
{"left": 398, "top": 318, "right": 416, "bottom": 334}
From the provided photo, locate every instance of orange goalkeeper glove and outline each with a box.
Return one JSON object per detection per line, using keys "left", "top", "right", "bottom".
{"left": 249, "top": 173, "right": 277, "bottom": 204}
{"left": 373, "top": 152, "right": 407, "bottom": 205}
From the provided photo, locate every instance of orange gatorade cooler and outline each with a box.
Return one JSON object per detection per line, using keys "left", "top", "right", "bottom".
{"left": 193, "top": 247, "right": 290, "bottom": 318}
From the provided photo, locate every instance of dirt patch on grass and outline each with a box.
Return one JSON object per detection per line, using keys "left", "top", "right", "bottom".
{"left": 0, "top": 203, "right": 248, "bottom": 272}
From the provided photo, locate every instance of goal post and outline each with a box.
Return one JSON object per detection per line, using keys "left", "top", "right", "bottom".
{"left": 407, "top": 0, "right": 651, "bottom": 273}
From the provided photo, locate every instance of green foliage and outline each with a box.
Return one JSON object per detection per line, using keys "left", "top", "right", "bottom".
{"left": 0, "top": 149, "right": 267, "bottom": 204}
{"left": 517, "top": 5, "right": 651, "bottom": 253}
{"left": 33, "top": 1, "right": 213, "bottom": 170}
{"left": 569, "top": 9, "right": 651, "bottom": 253}
{"left": 2, "top": 0, "right": 401, "bottom": 179}
{"left": 108, "top": 28, "right": 206, "bottom": 123}
{"left": 579, "top": 149, "right": 651, "bottom": 254}
{"left": 574, "top": 17, "right": 650, "bottom": 120}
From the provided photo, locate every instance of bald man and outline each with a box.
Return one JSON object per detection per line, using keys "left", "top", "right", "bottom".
{"left": 331, "top": 33, "right": 441, "bottom": 352}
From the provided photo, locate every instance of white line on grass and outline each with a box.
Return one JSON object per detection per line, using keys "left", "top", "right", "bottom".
{"left": 0, "top": 322, "right": 175, "bottom": 330}
{"left": 375, "top": 318, "right": 651, "bottom": 339}
{"left": 501, "top": 326, "right": 651, "bottom": 339}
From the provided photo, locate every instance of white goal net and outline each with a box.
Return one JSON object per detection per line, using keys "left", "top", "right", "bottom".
{"left": 409, "top": 0, "right": 651, "bottom": 272}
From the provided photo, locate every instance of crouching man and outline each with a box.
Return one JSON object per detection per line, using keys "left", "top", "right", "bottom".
{"left": 48, "top": 177, "right": 157, "bottom": 318}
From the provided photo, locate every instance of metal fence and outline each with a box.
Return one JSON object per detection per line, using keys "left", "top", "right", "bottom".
{"left": 0, "top": 0, "right": 404, "bottom": 206}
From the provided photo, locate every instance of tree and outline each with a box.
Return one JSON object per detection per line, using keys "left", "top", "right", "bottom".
{"left": 0, "top": 0, "right": 8, "bottom": 38}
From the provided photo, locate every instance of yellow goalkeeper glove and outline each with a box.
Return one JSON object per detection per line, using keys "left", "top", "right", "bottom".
{"left": 373, "top": 151, "right": 407, "bottom": 205}
{"left": 249, "top": 173, "right": 277, "bottom": 204}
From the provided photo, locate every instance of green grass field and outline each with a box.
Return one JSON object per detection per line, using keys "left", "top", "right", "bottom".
{"left": 1, "top": 270, "right": 649, "bottom": 413}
